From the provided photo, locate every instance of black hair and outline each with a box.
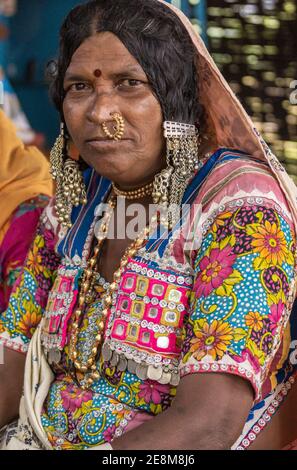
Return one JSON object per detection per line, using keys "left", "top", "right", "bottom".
{"left": 49, "top": 0, "right": 204, "bottom": 127}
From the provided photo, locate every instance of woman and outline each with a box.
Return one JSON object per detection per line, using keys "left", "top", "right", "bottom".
{"left": 0, "top": 0, "right": 297, "bottom": 450}
{"left": 0, "top": 109, "right": 52, "bottom": 314}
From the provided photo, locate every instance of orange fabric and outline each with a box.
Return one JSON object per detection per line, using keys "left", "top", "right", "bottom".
{"left": 0, "top": 109, "right": 53, "bottom": 241}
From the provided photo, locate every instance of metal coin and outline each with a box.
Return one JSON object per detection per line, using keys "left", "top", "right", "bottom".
{"left": 170, "top": 372, "right": 180, "bottom": 387}
{"left": 102, "top": 343, "right": 113, "bottom": 362}
{"left": 147, "top": 365, "right": 163, "bottom": 381}
{"left": 158, "top": 371, "right": 171, "bottom": 384}
{"left": 117, "top": 356, "right": 128, "bottom": 372}
{"left": 136, "top": 364, "right": 148, "bottom": 381}
{"left": 48, "top": 349, "right": 61, "bottom": 365}
{"left": 127, "top": 359, "right": 137, "bottom": 375}
{"left": 110, "top": 352, "right": 119, "bottom": 367}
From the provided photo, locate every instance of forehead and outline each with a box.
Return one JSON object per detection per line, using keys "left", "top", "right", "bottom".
{"left": 65, "top": 31, "right": 143, "bottom": 75}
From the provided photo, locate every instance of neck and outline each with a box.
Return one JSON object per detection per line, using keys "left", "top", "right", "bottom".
{"left": 113, "top": 178, "right": 154, "bottom": 192}
{"left": 111, "top": 177, "right": 155, "bottom": 203}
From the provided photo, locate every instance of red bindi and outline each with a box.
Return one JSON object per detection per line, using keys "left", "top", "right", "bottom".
{"left": 93, "top": 69, "right": 102, "bottom": 78}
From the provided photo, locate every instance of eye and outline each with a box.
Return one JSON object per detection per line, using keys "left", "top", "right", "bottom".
{"left": 67, "top": 82, "right": 90, "bottom": 92}
{"left": 117, "top": 79, "right": 144, "bottom": 89}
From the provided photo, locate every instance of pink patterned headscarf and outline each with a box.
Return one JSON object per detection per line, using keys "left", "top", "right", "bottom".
{"left": 159, "top": 0, "right": 297, "bottom": 231}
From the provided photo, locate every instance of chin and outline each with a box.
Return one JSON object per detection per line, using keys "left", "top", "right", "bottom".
{"left": 88, "top": 158, "right": 132, "bottom": 181}
{"left": 82, "top": 143, "right": 132, "bottom": 171}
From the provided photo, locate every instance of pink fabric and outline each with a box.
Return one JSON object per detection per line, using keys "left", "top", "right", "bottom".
{"left": 109, "top": 258, "right": 189, "bottom": 355}
{"left": 0, "top": 201, "right": 46, "bottom": 312}
{"left": 196, "top": 157, "right": 291, "bottom": 212}
{"left": 125, "top": 411, "right": 154, "bottom": 433}
{"left": 61, "top": 286, "right": 79, "bottom": 348}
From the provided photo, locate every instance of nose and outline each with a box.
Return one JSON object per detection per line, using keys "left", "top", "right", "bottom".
{"left": 86, "top": 87, "right": 119, "bottom": 126}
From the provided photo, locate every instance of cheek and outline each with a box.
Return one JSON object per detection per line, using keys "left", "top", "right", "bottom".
{"left": 63, "top": 100, "right": 84, "bottom": 146}
{"left": 146, "top": 110, "right": 164, "bottom": 154}
{"left": 144, "top": 95, "right": 163, "bottom": 127}
{"left": 136, "top": 97, "right": 164, "bottom": 149}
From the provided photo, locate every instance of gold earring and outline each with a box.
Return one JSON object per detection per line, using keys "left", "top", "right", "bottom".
{"left": 102, "top": 112, "right": 125, "bottom": 141}
{"left": 50, "top": 123, "right": 87, "bottom": 228}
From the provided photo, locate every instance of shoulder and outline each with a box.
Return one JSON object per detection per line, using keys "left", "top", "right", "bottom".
{"left": 196, "top": 147, "right": 292, "bottom": 223}
{"left": 202, "top": 148, "right": 277, "bottom": 194}
{"left": 177, "top": 148, "right": 296, "bottom": 259}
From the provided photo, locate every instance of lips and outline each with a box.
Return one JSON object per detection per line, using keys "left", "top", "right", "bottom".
{"left": 85, "top": 138, "right": 129, "bottom": 151}
{"left": 85, "top": 137, "right": 129, "bottom": 143}
{"left": 86, "top": 137, "right": 113, "bottom": 143}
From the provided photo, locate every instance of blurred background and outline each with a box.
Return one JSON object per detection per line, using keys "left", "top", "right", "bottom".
{"left": 0, "top": 0, "right": 296, "bottom": 180}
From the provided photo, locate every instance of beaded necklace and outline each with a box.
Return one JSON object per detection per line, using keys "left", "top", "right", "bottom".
{"left": 112, "top": 180, "right": 154, "bottom": 200}
{"left": 69, "top": 192, "right": 157, "bottom": 388}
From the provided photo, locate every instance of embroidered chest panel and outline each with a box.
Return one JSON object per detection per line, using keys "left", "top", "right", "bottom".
{"left": 41, "top": 257, "right": 193, "bottom": 386}
{"left": 103, "top": 259, "right": 193, "bottom": 385}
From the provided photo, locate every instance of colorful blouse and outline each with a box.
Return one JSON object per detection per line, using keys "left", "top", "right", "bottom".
{"left": 0, "top": 149, "right": 296, "bottom": 450}
{"left": 0, "top": 195, "right": 50, "bottom": 314}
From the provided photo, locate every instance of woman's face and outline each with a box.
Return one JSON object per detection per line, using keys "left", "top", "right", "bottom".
{"left": 63, "top": 32, "right": 165, "bottom": 188}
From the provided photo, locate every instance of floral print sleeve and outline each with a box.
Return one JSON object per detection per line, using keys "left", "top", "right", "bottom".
{"left": 180, "top": 199, "right": 296, "bottom": 400}
{"left": 0, "top": 205, "right": 61, "bottom": 354}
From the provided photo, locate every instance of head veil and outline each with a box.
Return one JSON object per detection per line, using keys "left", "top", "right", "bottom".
{"left": 159, "top": 0, "right": 297, "bottom": 229}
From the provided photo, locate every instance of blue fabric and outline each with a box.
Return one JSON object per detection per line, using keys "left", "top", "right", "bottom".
{"left": 57, "top": 169, "right": 111, "bottom": 260}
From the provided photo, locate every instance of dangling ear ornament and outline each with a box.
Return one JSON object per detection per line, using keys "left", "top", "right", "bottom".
{"left": 50, "top": 123, "right": 87, "bottom": 228}
{"left": 152, "top": 120, "right": 200, "bottom": 229}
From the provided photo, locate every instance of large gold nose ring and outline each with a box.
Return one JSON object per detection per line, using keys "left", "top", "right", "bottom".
{"left": 102, "top": 113, "right": 125, "bottom": 141}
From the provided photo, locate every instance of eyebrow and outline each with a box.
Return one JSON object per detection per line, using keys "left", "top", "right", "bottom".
{"left": 116, "top": 64, "right": 144, "bottom": 75}
{"left": 64, "top": 73, "right": 88, "bottom": 83}
{"left": 64, "top": 64, "right": 146, "bottom": 82}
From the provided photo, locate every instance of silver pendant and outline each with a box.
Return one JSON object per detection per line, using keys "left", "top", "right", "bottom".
{"left": 117, "top": 356, "right": 128, "bottom": 372}
{"left": 94, "top": 203, "right": 104, "bottom": 217}
{"left": 170, "top": 372, "right": 180, "bottom": 387}
{"left": 136, "top": 363, "right": 148, "bottom": 381}
{"left": 102, "top": 343, "right": 113, "bottom": 362}
{"left": 110, "top": 352, "right": 119, "bottom": 367}
{"left": 147, "top": 365, "right": 163, "bottom": 381}
{"left": 159, "top": 371, "right": 171, "bottom": 385}
{"left": 48, "top": 349, "right": 61, "bottom": 365}
{"left": 127, "top": 359, "right": 137, "bottom": 375}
